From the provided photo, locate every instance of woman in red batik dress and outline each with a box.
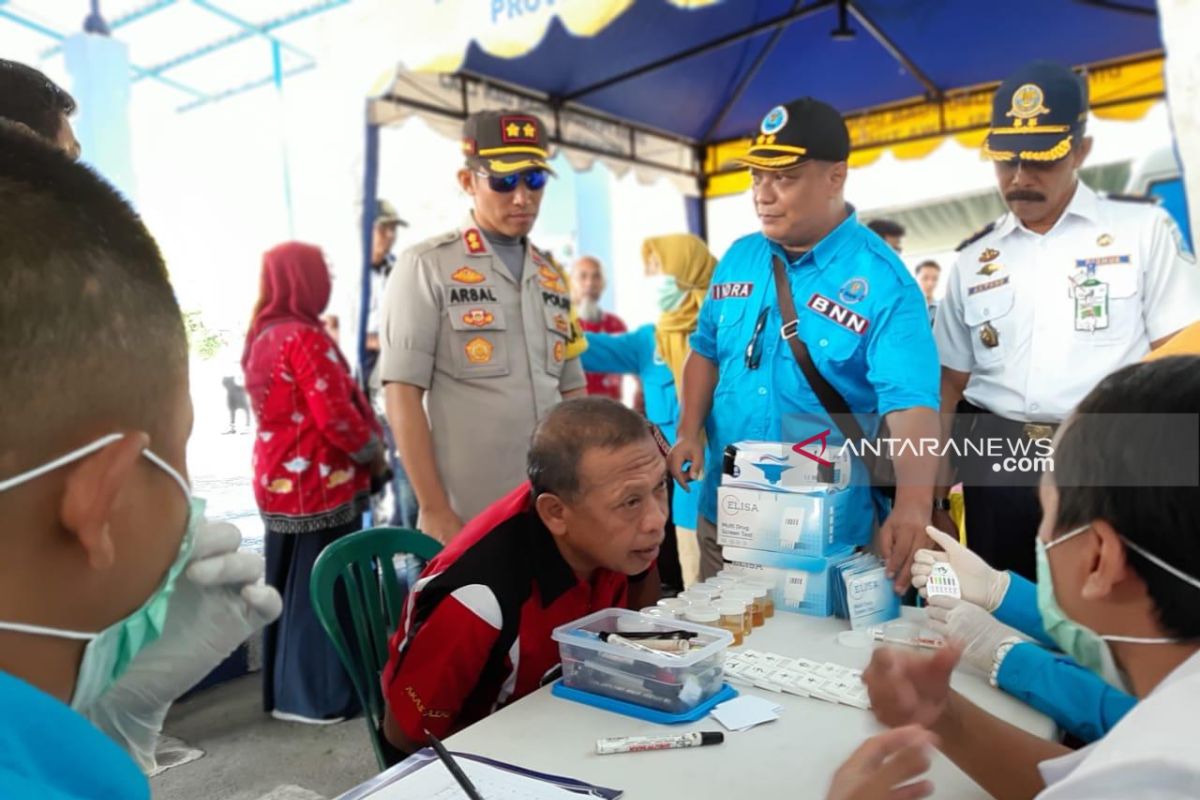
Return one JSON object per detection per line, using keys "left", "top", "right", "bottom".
{"left": 243, "top": 241, "right": 385, "bottom": 724}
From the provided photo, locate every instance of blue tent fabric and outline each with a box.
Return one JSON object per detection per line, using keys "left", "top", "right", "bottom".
{"left": 460, "top": 0, "right": 1161, "bottom": 144}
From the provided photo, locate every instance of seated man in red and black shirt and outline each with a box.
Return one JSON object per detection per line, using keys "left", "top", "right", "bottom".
{"left": 382, "top": 398, "right": 665, "bottom": 754}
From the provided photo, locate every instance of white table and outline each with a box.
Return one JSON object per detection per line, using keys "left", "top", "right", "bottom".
{"left": 445, "top": 608, "right": 1055, "bottom": 799}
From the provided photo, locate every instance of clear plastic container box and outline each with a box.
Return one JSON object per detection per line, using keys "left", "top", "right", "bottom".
{"left": 552, "top": 608, "right": 732, "bottom": 714}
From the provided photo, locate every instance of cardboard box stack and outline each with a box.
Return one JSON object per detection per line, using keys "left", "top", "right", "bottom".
{"left": 718, "top": 441, "right": 857, "bottom": 617}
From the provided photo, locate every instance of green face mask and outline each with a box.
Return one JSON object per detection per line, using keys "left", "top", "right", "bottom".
{"left": 0, "top": 433, "right": 199, "bottom": 710}
{"left": 1036, "top": 522, "right": 1200, "bottom": 692}
{"left": 653, "top": 274, "right": 688, "bottom": 313}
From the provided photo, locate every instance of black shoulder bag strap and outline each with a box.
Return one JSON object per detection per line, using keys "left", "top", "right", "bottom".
{"left": 771, "top": 255, "right": 890, "bottom": 488}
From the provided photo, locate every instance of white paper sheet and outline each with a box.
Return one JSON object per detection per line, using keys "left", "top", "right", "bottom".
{"left": 363, "top": 757, "right": 586, "bottom": 800}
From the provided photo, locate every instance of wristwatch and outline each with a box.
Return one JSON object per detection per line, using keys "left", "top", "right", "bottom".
{"left": 989, "top": 637, "right": 1023, "bottom": 688}
{"left": 933, "top": 497, "right": 952, "bottom": 512}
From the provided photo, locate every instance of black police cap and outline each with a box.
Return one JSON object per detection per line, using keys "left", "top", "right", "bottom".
{"left": 983, "top": 60, "right": 1088, "bottom": 163}
{"left": 730, "top": 97, "right": 850, "bottom": 170}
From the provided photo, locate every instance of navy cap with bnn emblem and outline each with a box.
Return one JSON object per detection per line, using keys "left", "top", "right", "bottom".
{"left": 729, "top": 97, "right": 851, "bottom": 171}
{"left": 983, "top": 60, "right": 1088, "bottom": 164}
{"left": 462, "top": 109, "right": 556, "bottom": 176}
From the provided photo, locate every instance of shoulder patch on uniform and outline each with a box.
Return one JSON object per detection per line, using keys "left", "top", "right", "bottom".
{"left": 955, "top": 221, "right": 996, "bottom": 252}
{"left": 405, "top": 229, "right": 460, "bottom": 259}
{"left": 1104, "top": 193, "right": 1159, "bottom": 205}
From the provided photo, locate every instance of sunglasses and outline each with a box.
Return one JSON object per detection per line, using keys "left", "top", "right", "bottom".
{"left": 745, "top": 307, "right": 771, "bottom": 370}
{"left": 476, "top": 169, "right": 549, "bottom": 194}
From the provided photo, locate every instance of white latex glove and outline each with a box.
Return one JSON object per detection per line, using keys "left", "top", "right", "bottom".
{"left": 925, "top": 595, "right": 1025, "bottom": 674}
{"left": 910, "top": 526, "right": 1011, "bottom": 612}
{"left": 85, "top": 518, "right": 282, "bottom": 772}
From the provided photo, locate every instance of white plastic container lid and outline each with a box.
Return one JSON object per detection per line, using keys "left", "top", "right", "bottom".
{"left": 691, "top": 584, "right": 722, "bottom": 598}
{"left": 677, "top": 590, "right": 708, "bottom": 605}
{"left": 656, "top": 597, "right": 689, "bottom": 611}
{"left": 716, "top": 601, "right": 745, "bottom": 617}
{"left": 683, "top": 604, "right": 720, "bottom": 624}
{"left": 552, "top": 608, "right": 732, "bottom": 669}
{"left": 721, "top": 589, "right": 754, "bottom": 604}
{"left": 641, "top": 606, "right": 676, "bottom": 619}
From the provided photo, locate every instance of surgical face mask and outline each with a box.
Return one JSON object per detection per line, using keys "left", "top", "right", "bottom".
{"left": 0, "top": 433, "right": 200, "bottom": 709}
{"left": 653, "top": 274, "right": 688, "bottom": 313}
{"left": 1036, "top": 522, "right": 1200, "bottom": 692}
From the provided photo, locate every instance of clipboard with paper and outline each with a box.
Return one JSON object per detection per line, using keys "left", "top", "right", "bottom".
{"left": 335, "top": 748, "right": 623, "bottom": 800}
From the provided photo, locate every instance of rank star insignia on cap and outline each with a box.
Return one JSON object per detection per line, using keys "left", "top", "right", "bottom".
{"left": 982, "top": 60, "right": 1088, "bottom": 163}
{"left": 729, "top": 96, "right": 850, "bottom": 171}
{"left": 463, "top": 109, "right": 556, "bottom": 176}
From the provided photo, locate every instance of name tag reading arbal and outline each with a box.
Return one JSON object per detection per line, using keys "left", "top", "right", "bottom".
{"left": 806, "top": 293, "right": 869, "bottom": 335}
{"left": 449, "top": 287, "right": 499, "bottom": 304}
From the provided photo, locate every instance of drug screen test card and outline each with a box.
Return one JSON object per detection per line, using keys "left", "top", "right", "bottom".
{"left": 926, "top": 562, "right": 961, "bottom": 599}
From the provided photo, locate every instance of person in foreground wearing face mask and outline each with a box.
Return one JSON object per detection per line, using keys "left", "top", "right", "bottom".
{"left": 580, "top": 234, "right": 717, "bottom": 588}
{"left": 0, "top": 127, "right": 280, "bottom": 796}
{"left": 851, "top": 356, "right": 1200, "bottom": 799}
{"left": 571, "top": 255, "right": 628, "bottom": 401}
{"left": 932, "top": 60, "right": 1200, "bottom": 581}
{"left": 382, "top": 398, "right": 664, "bottom": 759}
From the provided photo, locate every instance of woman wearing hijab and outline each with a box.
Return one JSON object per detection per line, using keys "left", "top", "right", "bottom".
{"left": 580, "top": 233, "right": 717, "bottom": 588}
{"left": 243, "top": 242, "right": 384, "bottom": 724}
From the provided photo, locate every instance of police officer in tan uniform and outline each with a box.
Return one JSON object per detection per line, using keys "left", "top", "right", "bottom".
{"left": 380, "top": 110, "right": 587, "bottom": 543}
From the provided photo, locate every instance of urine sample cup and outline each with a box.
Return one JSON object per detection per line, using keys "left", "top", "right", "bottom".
{"left": 716, "top": 601, "right": 746, "bottom": 646}
{"left": 722, "top": 589, "right": 756, "bottom": 633}
{"left": 691, "top": 583, "right": 722, "bottom": 602}
{"left": 748, "top": 581, "right": 775, "bottom": 619}
{"left": 656, "top": 597, "right": 689, "bottom": 616}
{"left": 640, "top": 606, "right": 676, "bottom": 621}
{"left": 683, "top": 604, "right": 721, "bottom": 628}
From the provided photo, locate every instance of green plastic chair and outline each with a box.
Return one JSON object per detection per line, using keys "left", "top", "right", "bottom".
{"left": 310, "top": 526, "right": 443, "bottom": 770}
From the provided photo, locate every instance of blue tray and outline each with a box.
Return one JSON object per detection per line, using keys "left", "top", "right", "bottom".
{"left": 551, "top": 680, "right": 738, "bottom": 724}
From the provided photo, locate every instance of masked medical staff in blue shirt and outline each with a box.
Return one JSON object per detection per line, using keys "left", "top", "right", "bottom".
{"left": 582, "top": 234, "right": 718, "bottom": 585}
{"left": 669, "top": 97, "right": 941, "bottom": 586}
{"left": 913, "top": 529, "right": 1135, "bottom": 742}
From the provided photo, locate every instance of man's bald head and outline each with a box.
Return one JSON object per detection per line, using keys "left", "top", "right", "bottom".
{"left": 570, "top": 255, "right": 606, "bottom": 306}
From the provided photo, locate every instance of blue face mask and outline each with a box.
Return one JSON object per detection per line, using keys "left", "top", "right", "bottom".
{"left": 0, "top": 433, "right": 199, "bottom": 710}
{"left": 1036, "top": 523, "right": 1200, "bottom": 692}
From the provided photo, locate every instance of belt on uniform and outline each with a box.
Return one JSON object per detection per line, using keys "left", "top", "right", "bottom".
{"left": 956, "top": 399, "right": 1060, "bottom": 441}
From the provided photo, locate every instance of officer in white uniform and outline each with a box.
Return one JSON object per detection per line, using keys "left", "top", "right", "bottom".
{"left": 935, "top": 60, "right": 1200, "bottom": 579}
{"left": 380, "top": 110, "right": 587, "bottom": 543}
